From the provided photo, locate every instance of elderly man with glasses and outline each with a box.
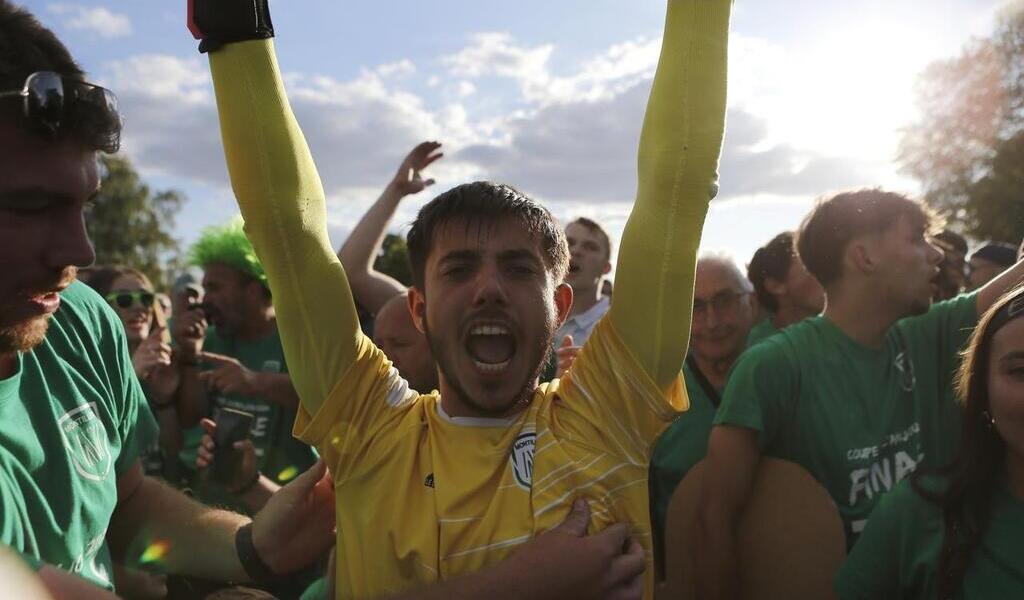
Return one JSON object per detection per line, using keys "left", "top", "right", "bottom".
{"left": 648, "top": 252, "right": 756, "bottom": 576}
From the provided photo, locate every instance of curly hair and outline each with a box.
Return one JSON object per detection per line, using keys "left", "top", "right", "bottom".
{"left": 187, "top": 217, "right": 268, "bottom": 290}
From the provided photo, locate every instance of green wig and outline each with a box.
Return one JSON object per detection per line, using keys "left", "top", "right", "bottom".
{"left": 187, "top": 217, "right": 268, "bottom": 289}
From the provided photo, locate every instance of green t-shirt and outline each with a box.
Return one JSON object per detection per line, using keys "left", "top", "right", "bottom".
{"left": 649, "top": 358, "right": 719, "bottom": 568}
{"left": 184, "top": 326, "right": 316, "bottom": 509}
{"left": 714, "top": 293, "right": 978, "bottom": 546}
{"left": 835, "top": 475, "right": 1024, "bottom": 599}
{"left": 0, "top": 281, "right": 158, "bottom": 590}
{"left": 746, "top": 317, "right": 779, "bottom": 347}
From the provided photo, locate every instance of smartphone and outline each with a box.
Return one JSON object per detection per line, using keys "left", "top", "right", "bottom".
{"left": 212, "top": 408, "right": 255, "bottom": 485}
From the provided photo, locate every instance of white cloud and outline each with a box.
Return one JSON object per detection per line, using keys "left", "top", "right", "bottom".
{"left": 107, "top": 29, "right": 912, "bottom": 260}
{"left": 48, "top": 4, "right": 132, "bottom": 38}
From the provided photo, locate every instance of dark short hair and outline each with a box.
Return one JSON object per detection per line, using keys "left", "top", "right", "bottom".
{"left": 0, "top": 1, "right": 119, "bottom": 151}
{"left": 934, "top": 229, "right": 968, "bottom": 256}
{"left": 797, "top": 189, "right": 937, "bottom": 287}
{"left": 568, "top": 217, "right": 612, "bottom": 262}
{"left": 406, "top": 181, "right": 569, "bottom": 289}
{"left": 971, "top": 242, "right": 1018, "bottom": 269}
{"left": 747, "top": 231, "right": 796, "bottom": 313}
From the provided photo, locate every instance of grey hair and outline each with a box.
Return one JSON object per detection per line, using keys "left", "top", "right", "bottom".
{"left": 697, "top": 251, "right": 754, "bottom": 293}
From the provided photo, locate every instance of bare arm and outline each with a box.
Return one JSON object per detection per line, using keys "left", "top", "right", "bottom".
{"left": 174, "top": 362, "right": 209, "bottom": 426}
{"left": 199, "top": 352, "right": 300, "bottom": 410}
{"left": 976, "top": 257, "right": 1024, "bottom": 315}
{"left": 694, "top": 425, "right": 761, "bottom": 600}
{"left": 108, "top": 462, "right": 249, "bottom": 582}
{"left": 110, "top": 458, "right": 334, "bottom": 583}
{"left": 337, "top": 141, "right": 442, "bottom": 315}
{"left": 251, "top": 372, "right": 300, "bottom": 410}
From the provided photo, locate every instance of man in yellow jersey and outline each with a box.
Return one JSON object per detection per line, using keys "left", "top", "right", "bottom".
{"left": 188, "top": 0, "right": 731, "bottom": 597}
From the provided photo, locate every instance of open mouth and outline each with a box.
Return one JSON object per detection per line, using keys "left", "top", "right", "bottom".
{"left": 465, "top": 323, "right": 517, "bottom": 374}
{"left": 127, "top": 315, "right": 148, "bottom": 329}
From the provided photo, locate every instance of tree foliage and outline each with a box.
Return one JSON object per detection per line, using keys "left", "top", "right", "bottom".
{"left": 899, "top": 6, "right": 1024, "bottom": 244}
{"left": 85, "top": 155, "right": 184, "bottom": 289}
{"left": 374, "top": 233, "right": 413, "bottom": 287}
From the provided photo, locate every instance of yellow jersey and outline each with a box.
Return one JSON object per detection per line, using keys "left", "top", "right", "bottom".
{"left": 295, "top": 319, "right": 686, "bottom": 597}
{"left": 206, "top": 0, "right": 730, "bottom": 596}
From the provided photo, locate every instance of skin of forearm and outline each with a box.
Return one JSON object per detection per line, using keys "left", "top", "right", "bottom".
{"left": 175, "top": 364, "right": 209, "bottom": 426}
{"left": 977, "top": 258, "right": 1024, "bottom": 315}
{"left": 338, "top": 182, "right": 403, "bottom": 274}
{"left": 241, "top": 476, "right": 281, "bottom": 513}
{"left": 153, "top": 406, "right": 184, "bottom": 456}
{"left": 336, "top": 183, "right": 408, "bottom": 314}
{"left": 109, "top": 476, "right": 250, "bottom": 582}
{"left": 694, "top": 507, "right": 740, "bottom": 600}
{"left": 252, "top": 372, "right": 300, "bottom": 410}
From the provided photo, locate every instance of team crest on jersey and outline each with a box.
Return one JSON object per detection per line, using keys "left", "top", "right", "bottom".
{"left": 510, "top": 430, "right": 536, "bottom": 490}
{"left": 894, "top": 351, "right": 916, "bottom": 392}
{"left": 58, "top": 403, "right": 111, "bottom": 482}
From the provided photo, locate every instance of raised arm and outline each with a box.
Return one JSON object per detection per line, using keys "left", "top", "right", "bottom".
{"left": 976, "top": 256, "right": 1024, "bottom": 315}
{"left": 337, "top": 142, "right": 443, "bottom": 315}
{"left": 610, "top": 0, "right": 731, "bottom": 387}
{"left": 204, "top": 38, "right": 358, "bottom": 414}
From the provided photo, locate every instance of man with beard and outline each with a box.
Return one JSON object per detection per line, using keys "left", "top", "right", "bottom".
{"left": 190, "top": 0, "right": 730, "bottom": 596}
{"left": 336, "top": 141, "right": 443, "bottom": 393}
{"left": 174, "top": 220, "right": 316, "bottom": 512}
{"left": 695, "top": 189, "right": 1024, "bottom": 599}
{"left": 745, "top": 231, "right": 824, "bottom": 345}
{"left": 648, "top": 254, "right": 756, "bottom": 575}
{"left": 0, "top": 2, "right": 335, "bottom": 596}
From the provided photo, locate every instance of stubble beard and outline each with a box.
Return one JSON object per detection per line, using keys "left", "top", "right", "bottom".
{"left": 0, "top": 316, "right": 50, "bottom": 354}
{"left": 424, "top": 312, "right": 558, "bottom": 418}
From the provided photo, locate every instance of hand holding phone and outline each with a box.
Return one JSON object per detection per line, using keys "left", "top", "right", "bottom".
{"left": 212, "top": 408, "right": 255, "bottom": 485}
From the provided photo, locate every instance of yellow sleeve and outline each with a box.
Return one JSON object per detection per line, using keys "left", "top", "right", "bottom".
{"left": 556, "top": 318, "right": 688, "bottom": 464}
{"left": 207, "top": 40, "right": 362, "bottom": 420}
{"left": 610, "top": 0, "right": 732, "bottom": 387}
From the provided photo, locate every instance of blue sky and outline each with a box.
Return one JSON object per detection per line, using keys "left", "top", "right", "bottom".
{"left": 18, "top": 0, "right": 1010, "bottom": 272}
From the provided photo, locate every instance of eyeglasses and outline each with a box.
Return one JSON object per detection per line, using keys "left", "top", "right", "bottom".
{"left": 106, "top": 291, "right": 155, "bottom": 309}
{"left": 693, "top": 290, "right": 748, "bottom": 319}
{"left": 0, "top": 71, "right": 121, "bottom": 153}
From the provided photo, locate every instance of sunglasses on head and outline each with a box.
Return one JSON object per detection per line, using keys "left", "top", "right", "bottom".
{"left": 0, "top": 71, "right": 121, "bottom": 153}
{"left": 106, "top": 291, "right": 155, "bottom": 309}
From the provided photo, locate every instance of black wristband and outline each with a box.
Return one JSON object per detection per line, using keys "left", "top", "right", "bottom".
{"left": 235, "top": 523, "right": 279, "bottom": 585}
{"left": 189, "top": 0, "right": 275, "bottom": 54}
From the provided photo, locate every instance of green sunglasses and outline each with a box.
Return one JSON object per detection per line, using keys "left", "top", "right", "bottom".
{"left": 106, "top": 291, "right": 155, "bottom": 309}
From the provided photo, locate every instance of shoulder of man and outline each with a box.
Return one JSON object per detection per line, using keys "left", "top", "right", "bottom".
{"left": 56, "top": 280, "right": 124, "bottom": 343}
{"left": 895, "top": 291, "right": 979, "bottom": 334}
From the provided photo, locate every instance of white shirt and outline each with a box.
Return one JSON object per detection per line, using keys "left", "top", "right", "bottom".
{"left": 556, "top": 295, "right": 611, "bottom": 347}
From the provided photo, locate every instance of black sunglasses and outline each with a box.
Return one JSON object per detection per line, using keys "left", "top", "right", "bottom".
{"left": 0, "top": 71, "right": 121, "bottom": 153}
{"left": 106, "top": 291, "right": 155, "bottom": 309}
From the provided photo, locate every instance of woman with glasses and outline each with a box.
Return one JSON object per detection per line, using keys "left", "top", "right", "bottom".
{"left": 835, "top": 285, "right": 1024, "bottom": 599}
{"left": 83, "top": 266, "right": 183, "bottom": 473}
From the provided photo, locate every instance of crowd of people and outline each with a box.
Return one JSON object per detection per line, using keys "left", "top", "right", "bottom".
{"left": 1, "top": 0, "right": 1022, "bottom": 599}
